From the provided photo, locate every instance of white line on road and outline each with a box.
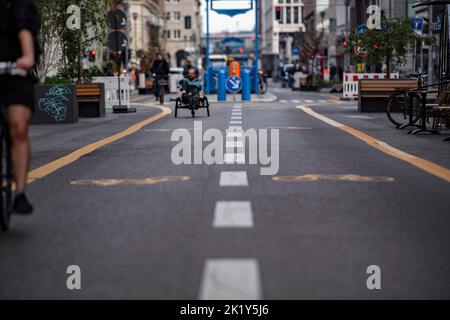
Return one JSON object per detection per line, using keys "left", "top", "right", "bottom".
{"left": 305, "top": 100, "right": 314, "bottom": 103}
{"left": 226, "top": 140, "right": 244, "bottom": 148}
{"left": 231, "top": 116, "right": 242, "bottom": 120}
{"left": 226, "top": 132, "right": 243, "bottom": 137}
{"left": 219, "top": 171, "right": 249, "bottom": 187}
{"left": 213, "top": 201, "right": 253, "bottom": 227}
{"left": 230, "top": 121, "right": 242, "bottom": 125}
{"left": 199, "top": 259, "right": 262, "bottom": 300}
{"left": 224, "top": 153, "right": 245, "bottom": 164}
{"left": 292, "top": 99, "right": 300, "bottom": 103}
{"left": 280, "top": 100, "right": 287, "bottom": 103}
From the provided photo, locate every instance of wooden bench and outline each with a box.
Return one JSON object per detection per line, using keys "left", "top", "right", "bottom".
{"left": 358, "top": 79, "right": 418, "bottom": 112}
{"left": 76, "top": 83, "right": 105, "bottom": 117}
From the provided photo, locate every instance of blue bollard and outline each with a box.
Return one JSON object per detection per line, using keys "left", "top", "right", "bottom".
{"left": 217, "top": 69, "right": 227, "bottom": 101}
{"left": 242, "top": 68, "right": 251, "bottom": 101}
{"left": 204, "top": 68, "right": 210, "bottom": 95}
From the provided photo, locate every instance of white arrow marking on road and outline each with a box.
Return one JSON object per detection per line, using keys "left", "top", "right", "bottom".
{"left": 199, "top": 259, "right": 262, "bottom": 300}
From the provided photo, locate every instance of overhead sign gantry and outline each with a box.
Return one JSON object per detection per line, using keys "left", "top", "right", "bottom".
{"left": 204, "top": 0, "right": 260, "bottom": 95}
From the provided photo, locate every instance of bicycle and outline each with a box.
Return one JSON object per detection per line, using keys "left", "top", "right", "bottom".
{"left": 0, "top": 62, "right": 25, "bottom": 231}
{"left": 154, "top": 78, "right": 168, "bottom": 105}
{"left": 386, "top": 72, "right": 428, "bottom": 129}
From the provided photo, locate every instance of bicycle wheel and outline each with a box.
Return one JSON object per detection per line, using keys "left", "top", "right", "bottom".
{"left": 159, "top": 87, "right": 164, "bottom": 105}
{"left": 0, "top": 130, "right": 12, "bottom": 232}
{"left": 386, "top": 90, "right": 421, "bottom": 128}
{"left": 259, "top": 78, "right": 267, "bottom": 94}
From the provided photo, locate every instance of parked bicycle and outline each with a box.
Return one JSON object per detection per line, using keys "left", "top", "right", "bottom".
{"left": 386, "top": 72, "right": 428, "bottom": 128}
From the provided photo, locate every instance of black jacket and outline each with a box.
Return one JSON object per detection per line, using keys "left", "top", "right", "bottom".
{"left": 151, "top": 59, "right": 170, "bottom": 78}
{"left": 0, "top": 0, "right": 41, "bottom": 61}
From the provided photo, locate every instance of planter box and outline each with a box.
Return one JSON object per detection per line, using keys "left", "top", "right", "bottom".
{"left": 31, "top": 84, "right": 78, "bottom": 124}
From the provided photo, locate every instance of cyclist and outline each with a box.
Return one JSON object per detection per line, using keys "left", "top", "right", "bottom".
{"left": 0, "top": 0, "right": 41, "bottom": 214}
{"left": 150, "top": 53, "right": 170, "bottom": 101}
{"left": 179, "top": 67, "right": 202, "bottom": 109}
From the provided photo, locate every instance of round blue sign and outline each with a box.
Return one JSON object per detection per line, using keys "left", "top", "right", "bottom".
{"left": 356, "top": 24, "right": 368, "bottom": 33}
{"left": 226, "top": 76, "right": 242, "bottom": 93}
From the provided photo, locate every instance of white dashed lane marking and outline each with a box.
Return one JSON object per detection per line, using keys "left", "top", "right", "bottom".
{"left": 213, "top": 201, "right": 253, "bottom": 227}
{"left": 219, "top": 171, "right": 249, "bottom": 186}
{"left": 199, "top": 259, "right": 262, "bottom": 300}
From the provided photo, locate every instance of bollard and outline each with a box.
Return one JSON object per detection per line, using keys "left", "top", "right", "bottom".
{"left": 204, "top": 67, "right": 211, "bottom": 95}
{"left": 241, "top": 68, "right": 251, "bottom": 101}
{"left": 217, "top": 69, "right": 227, "bottom": 101}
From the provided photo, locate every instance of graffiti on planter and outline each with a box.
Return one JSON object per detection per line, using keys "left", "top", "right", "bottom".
{"left": 38, "top": 85, "right": 72, "bottom": 122}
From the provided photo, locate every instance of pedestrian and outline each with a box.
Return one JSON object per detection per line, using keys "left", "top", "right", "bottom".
{"left": 150, "top": 52, "right": 170, "bottom": 100}
{"left": 0, "top": 0, "right": 41, "bottom": 214}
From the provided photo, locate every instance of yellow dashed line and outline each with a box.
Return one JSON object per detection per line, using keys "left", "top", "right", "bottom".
{"left": 28, "top": 104, "right": 171, "bottom": 184}
{"left": 298, "top": 105, "right": 450, "bottom": 183}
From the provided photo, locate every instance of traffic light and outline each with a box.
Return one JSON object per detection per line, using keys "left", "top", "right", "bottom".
{"left": 275, "top": 7, "right": 281, "bottom": 21}
{"left": 88, "top": 49, "right": 96, "bottom": 62}
{"left": 343, "top": 40, "right": 348, "bottom": 47}
{"left": 374, "top": 43, "right": 379, "bottom": 49}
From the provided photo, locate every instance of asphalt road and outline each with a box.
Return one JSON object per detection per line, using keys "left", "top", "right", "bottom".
{"left": 1, "top": 82, "right": 449, "bottom": 299}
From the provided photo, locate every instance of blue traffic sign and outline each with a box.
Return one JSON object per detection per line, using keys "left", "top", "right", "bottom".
{"left": 411, "top": 17, "right": 423, "bottom": 31}
{"left": 226, "top": 76, "right": 242, "bottom": 93}
{"left": 292, "top": 47, "right": 300, "bottom": 55}
{"left": 356, "top": 24, "right": 368, "bottom": 33}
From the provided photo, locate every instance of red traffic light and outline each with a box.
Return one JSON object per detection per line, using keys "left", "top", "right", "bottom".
{"left": 343, "top": 40, "right": 348, "bottom": 47}
{"left": 238, "top": 48, "right": 244, "bottom": 53}
{"left": 374, "top": 44, "right": 379, "bottom": 49}
{"left": 89, "top": 49, "right": 97, "bottom": 55}
{"left": 276, "top": 7, "right": 281, "bottom": 12}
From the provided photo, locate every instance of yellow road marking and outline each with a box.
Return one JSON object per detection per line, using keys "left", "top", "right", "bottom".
{"left": 27, "top": 104, "right": 171, "bottom": 184}
{"left": 273, "top": 174, "right": 395, "bottom": 183}
{"left": 319, "top": 93, "right": 341, "bottom": 101}
{"left": 71, "top": 176, "right": 189, "bottom": 186}
{"left": 299, "top": 105, "right": 450, "bottom": 183}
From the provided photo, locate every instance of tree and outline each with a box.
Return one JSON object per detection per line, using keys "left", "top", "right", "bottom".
{"left": 35, "top": 0, "right": 110, "bottom": 83}
{"left": 349, "top": 17, "right": 425, "bottom": 77}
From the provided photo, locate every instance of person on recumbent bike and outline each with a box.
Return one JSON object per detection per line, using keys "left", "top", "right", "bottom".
{"left": 179, "top": 67, "right": 202, "bottom": 110}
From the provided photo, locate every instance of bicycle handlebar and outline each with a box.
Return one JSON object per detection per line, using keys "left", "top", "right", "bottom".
{"left": 0, "top": 62, "right": 27, "bottom": 77}
{"left": 409, "top": 72, "right": 427, "bottom": 78}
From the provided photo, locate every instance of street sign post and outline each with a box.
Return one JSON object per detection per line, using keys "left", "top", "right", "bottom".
{"left": 106, "top": 9, "right": 134, "bottom": 113}
{"left": 412, "top": 16, "right": 424, "bottom": 34}
{"left": 226, "top": 76, "right": 243, "bottom": 93}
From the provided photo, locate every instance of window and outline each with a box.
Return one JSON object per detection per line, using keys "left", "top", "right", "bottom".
{"left": 293, "top": 0, "right": 298, "bottom": 2}
{"left": 279, "top": 0, "right": 283, "bottom": 3}
{"left": 166, "top": 30, "right": 171, "bottom": 39}
{"left": 286, "top": 7, "right": 291, "bottom": 24}
{"left": 294, "top": 7, "right": 298, "bottom": 24}
{"left": 173, "top": 12, "right": 181, "bottom": 21}
{"left": 185, "top": 16, "right": 192, "bottom": 29}
{"left": 174, "top": 30, "right": 181, "bottom": 39}
{"left": 278, "top": 6, "right": 284, "bottom": 23}
{"left": 286, "top": 0, "right": 291, "bottom": 3}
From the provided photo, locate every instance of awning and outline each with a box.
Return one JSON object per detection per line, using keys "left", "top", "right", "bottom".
{"left": 413, "top": 0, "right": 450, "bottom": 8}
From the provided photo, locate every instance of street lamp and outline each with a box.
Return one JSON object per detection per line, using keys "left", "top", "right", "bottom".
{"left": 132, "top": 12, "right": 138, "bottom": 66}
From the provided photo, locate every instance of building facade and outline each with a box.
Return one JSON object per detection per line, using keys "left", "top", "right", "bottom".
{"left": 128, "top": 0, "right": 165, "bottom": 68}
{"left": 261, "top": 0, "right": 306, "bottom": 75}
{"left": 163, "top": 0, "right": 202, "bottom": 67}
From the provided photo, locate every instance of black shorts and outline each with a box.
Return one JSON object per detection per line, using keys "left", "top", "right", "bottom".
{"left": 0, "top": 75, "right": 35, "bottom": 111}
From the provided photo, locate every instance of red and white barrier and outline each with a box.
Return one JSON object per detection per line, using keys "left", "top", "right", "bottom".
{"left": 343, "top": 73, "right": 399, "bottom": 99}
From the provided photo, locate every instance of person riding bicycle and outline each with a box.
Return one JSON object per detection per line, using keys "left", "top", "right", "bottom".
{"left": 0, "top": 0, "right": 40, "bottom": 214}
{"left": 150, "top": 53, "right": 169, "bottom": 100}
{"left": 179, "top": 67, "right": 202, "bottom": 109}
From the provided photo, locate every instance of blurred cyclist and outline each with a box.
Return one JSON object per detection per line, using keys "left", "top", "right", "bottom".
{"left": 0, "top": 0, "right": 41, "bottom": 214}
